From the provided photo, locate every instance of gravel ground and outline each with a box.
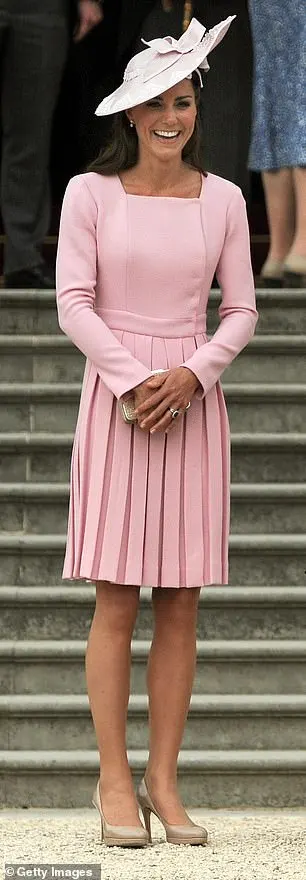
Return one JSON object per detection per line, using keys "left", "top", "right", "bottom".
{"left": 1, "top": 809, "right": 306, "bottom": 880}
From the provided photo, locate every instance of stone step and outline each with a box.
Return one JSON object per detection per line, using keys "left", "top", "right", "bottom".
{"left": 207, "top": 290, "right": 306, "bottom": 336}
{"left": 230, "top": 433, "right": 306, "bottom": 482}
{"left": 1, "top": 289, "right": 305, "bottom": 335}
{"left": 2, "top": 334, "right": 306, "bottom": 384}
{"left": 0, "top": 533, "right": 305, "bottom": 586}
{"left": 0, "top": 335, "right": 84, "bottom": 384}
{"left": 1, "top": 693, "right": 306, "bottom": 752}
{"left": 1, "top": 586, "right": 306, "bottom": 642}
{"left": 0, "top": 383, "right": 305, "bottom": 432}
{"left": 1, "top": 637, "right": 306, "bottom": 696}
{"left": 1, "top": 482, "right": 305, "bottom": 536}
{"left": 222, "top": 336, "right": 306, "bottom": 383}
{"left": 1, "top": 431, "right": 305, "bottom": 484}
{"left": 1, "top": 748, "right": 306, "bottom": 807}
{"left": 0, "top": 291, "right": 59, "bottom": 335}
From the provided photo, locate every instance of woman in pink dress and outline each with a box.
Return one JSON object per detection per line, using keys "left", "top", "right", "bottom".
{"left": 56, "top": 16, "right": 258, "bottom": 847}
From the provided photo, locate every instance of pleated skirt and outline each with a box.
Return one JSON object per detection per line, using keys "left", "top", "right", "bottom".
{"left": 63, "top": 330, "right": 231, "bottom": 588}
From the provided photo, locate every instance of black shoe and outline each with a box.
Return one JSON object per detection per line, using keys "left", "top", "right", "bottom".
{"left": 283, "top": 270, "right": 306, "bottom": 288}
{"left": 4, "top": 265, "right": 55, "bottom": 289}
{"left": 257, "top": 275, "right": 284, "bottom": 288}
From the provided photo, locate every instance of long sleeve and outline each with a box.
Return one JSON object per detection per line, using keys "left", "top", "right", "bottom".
{"left": 56, "top": 175, "right": 153, "bottom": 400}
{"left": 180, "top": 186, "right": 258, "bottom": 399}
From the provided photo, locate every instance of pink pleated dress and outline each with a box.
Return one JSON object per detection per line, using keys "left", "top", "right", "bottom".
{"left": 56, "top": 171, "right": 258, "bottom": 588}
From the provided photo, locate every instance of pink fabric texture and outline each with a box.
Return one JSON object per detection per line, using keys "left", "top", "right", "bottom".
{"left": 56, "top": 171, "right": 258, "bottom": 588}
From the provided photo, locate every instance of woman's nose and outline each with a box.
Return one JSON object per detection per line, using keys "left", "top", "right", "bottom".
{"left": 161, "top": 109, "right": 179, "bottom": 124}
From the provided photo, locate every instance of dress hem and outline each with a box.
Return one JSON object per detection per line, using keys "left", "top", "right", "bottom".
{"left": 62, "top": 574, "right": 228, "bottom": 588}
{"left": 248, "top": 155, "right": 306, "bottom": 172}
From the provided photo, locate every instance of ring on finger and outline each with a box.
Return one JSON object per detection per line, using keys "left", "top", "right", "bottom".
{"left": 168, "top": 402, "right": 191, "bottom": 420}
{"left": 168, "top": 406, "right": 181, "bottom": 420}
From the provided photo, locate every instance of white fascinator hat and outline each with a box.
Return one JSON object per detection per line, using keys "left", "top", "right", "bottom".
{"left": 95, "top": 15, "right": 236, "bottom": 117}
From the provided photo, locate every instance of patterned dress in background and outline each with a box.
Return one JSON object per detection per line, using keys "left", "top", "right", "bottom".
{"left": 248, "top": 0, "right": 306, "bottom": 170}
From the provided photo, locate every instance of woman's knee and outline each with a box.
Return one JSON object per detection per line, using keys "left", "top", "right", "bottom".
{"left": 94, "top": 580, "right": 140, "bottom": 633}
{"left": 152, "top": 586, "right": 201, "bottom": 630}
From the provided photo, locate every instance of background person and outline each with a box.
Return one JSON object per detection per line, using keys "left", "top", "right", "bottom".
{"left": 248, "top": 0, "right": 306, "bottom": 287}
{"left": 0, "top": 0, "right": 103, "bottom": 289}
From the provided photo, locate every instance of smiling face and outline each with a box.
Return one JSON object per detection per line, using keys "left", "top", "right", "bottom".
{"left": 126, "top": 79, "right": 197, "bottom": 162}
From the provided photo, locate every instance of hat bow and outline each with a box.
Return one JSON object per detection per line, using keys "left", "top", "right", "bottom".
{"left": 123, "top": 18, "right": 210, "bottom": 84}
{"left": 141, "top": 18, "right": 206, "bottom": 56}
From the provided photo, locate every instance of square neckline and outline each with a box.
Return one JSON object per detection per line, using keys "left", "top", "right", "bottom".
{"left": 117, "top": 171, "right": 207, "bottom": 201}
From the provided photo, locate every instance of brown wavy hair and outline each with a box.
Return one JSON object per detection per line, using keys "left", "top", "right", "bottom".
{"left": 87, "top": 73, "right": 207, "bottom": 177}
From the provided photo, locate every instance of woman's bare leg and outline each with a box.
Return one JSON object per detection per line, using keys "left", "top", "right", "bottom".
{"left": 288, "top": 167, "right": 306, "bottom": 260}
{"left": 85, "top": 580, "right": 143, "bottom": 825}
{"left": 262, "top": 168, "right": 295, "bottom": 264}
{"left": 145, "top": 586, "right": 201, "bottom": 824}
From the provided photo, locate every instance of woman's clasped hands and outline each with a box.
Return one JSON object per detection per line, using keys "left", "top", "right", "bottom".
{"left": 134, "top": 366, "right": 200, "bottom": 434}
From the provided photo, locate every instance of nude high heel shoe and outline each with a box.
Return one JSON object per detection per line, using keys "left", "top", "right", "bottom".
{"left": 136, "top": 777, "right": 208, "bottom": 846}
{"left": 283, "top": 254, "right": 306, "bottom": 288}
{"left": 92, "top": 780, "right": 149, "bottom": 847}
{"left": 259, "top": 258, "right": 285, "bottom": 287}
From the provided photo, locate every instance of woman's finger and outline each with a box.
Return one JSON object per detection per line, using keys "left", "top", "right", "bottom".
{"left": 138, "top": 392, "right": 191, "bottom": 429}
{"left": 138, "top": 397, "right": 174, "bottom": 430}
{"left": 134, "top": 375, "right": 168, "bottom": 415}
{"left": 148, "top": 410, "right": 177, "bottom": 434}
{"left": 135, "top": 368, "right": 192, "bottom": 423}
{"left": 135, "top": 386, "right": 171, "bottom": 416}
{"left": 137, "top": 366, "right": 197, "bottom": 414}
{"left": 135, "top": 377, "right": 186, "bottom": 418}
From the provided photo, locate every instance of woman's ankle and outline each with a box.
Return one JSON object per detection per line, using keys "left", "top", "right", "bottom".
{"left": 145, "top": 767, "right": 178, "bottom": 790}
{"left": 99, "top": 764, "right": 134, "bottom": 790}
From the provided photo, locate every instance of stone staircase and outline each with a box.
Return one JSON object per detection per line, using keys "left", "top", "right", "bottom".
{"left": 0, "top": 287, "right": 306, "bottom": 808}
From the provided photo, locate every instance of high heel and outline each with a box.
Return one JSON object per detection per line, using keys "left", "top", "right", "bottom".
{"left": 91, "top": 780, "right": 149, "bottom": 847}
{"left": 136, "top": 777, "right": 208, "bottom": 846}
{"left": 258, "top": 258, "right": 285, "bottom": 288}
{"left": 283, "top": 255, "right": 306, "bottom": 288}
{"left": 141, "top": 804, "right": 153, "bottom": 842}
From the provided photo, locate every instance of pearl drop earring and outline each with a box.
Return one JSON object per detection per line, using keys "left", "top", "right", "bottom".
{"left": 130, "top": 120, "right": 135, "bottom": 128}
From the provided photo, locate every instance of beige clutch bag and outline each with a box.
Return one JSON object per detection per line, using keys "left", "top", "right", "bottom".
{"left": 118, "top": 370, "right": 167, "bottom": 424}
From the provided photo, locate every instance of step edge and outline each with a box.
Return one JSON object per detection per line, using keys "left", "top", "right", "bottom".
{"left": 1, "top": 693, "right": 306, "bottom": 714}
{"left": 1, "top": 288, "right": 305, "bottom": 304}
{"left": 0, "top": 534, "right": 305, "bottom": 550}
{"left": 1, "top": 382, "right": 306, "bottom": 399}
{"left": 1, "top": 748, "right": 306, "bottom": 771}
{"left": 1, "top": 639, "right": 306, "bottom": 659}
{"left": 1, "top": 333, "right": 306, "bottom": 350}
{"left": 0, "top": 432, "right": 306, "bottom": 449}
{"left": 1, "top": 585, "right": 306, "bottom": 605}
{"left": 1, "top": 482, "right": 306, "bottom": 499}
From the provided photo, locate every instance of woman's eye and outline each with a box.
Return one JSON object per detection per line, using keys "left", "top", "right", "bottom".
{"left": 146, "top": 100, "right": 191, "bottom": 108}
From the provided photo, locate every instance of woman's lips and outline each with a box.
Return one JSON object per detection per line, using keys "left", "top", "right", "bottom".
{"left": 153, "top": 130, "right": 181, "bottom": 141}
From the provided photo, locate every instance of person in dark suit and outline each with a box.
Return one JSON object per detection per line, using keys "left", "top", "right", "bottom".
{"left": 0, "top": 0, "right": 103, "bottom": 288}
{"left": 116, "top": 0, "right": 252, "bottom": 199}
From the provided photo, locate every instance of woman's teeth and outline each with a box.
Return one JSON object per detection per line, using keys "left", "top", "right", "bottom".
{"left": 153, "top": 130, "right": 180, "bottom": 139}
